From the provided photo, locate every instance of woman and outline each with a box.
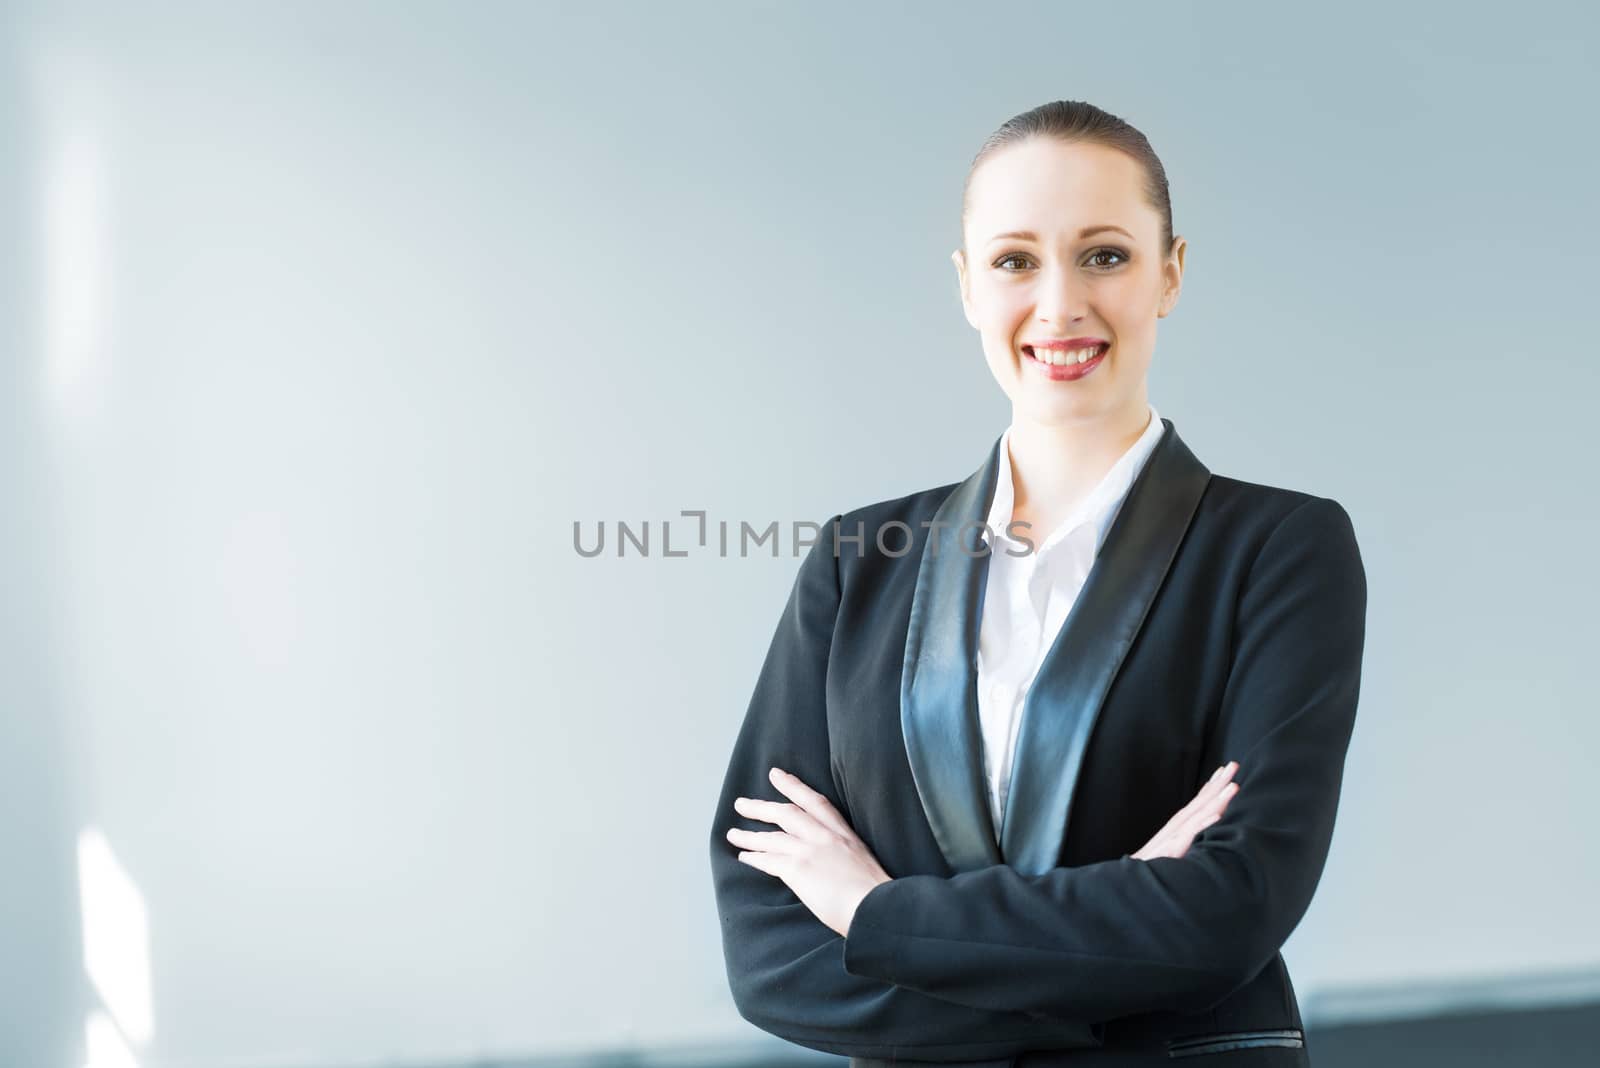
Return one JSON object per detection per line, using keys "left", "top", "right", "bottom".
{"left": 708, "top": 100, "right": 1367, "bottom": 1067}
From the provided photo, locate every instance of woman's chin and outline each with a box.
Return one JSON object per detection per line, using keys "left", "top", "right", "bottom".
{"left": 1014, "top": 390, "right": 1120, "bottom": 426}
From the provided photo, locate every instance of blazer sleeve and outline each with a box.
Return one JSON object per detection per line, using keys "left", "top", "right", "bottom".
{"left": 709, "top": 514, "right": 1105, "bottom": 1062}
{"left": 841, "top": 495, "right": 1368, "bottom": 1023}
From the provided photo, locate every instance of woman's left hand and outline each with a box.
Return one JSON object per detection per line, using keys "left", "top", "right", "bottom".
{"left": 726, "top": 766, "right": 893, "bottom": 937}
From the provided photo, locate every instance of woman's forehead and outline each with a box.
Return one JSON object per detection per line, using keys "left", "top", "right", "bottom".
{"left": 963, "top": 141, "right": 1161, "bottom": 249}
{"left": 966, "top": 187, "right": 1158, "bottom": 249}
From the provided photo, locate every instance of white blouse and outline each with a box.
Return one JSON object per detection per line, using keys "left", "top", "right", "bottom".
{"left": 977, "top": 403, "right": 1167, "bottom": 840}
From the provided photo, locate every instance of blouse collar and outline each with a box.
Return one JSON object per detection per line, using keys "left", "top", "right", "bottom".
{"left": 984, "top": 402, "right": 1167, "bottom": 561}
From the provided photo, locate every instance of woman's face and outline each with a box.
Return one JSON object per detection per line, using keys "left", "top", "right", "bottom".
{"left": 953, "top": 137, "right": 1185, "bottom": 430}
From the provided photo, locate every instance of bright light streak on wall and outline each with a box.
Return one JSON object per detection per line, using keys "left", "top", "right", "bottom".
{"left": 33, "top": 43, "right": 113, "bottom": 429}
{"left": 77, "top": 828, "right": 154, "bottom": 1047}
{"left": 84, "top": 1010, "right": 140, "bottom": 1068}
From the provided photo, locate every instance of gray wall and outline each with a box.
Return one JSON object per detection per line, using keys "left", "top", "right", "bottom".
{"left": 3, "top": 1, "right": 1596, "bottom": 1065}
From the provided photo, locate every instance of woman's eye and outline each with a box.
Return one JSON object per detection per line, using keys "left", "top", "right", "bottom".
{"left": 993, "top": 249, "right": 1127, "bottom": 271}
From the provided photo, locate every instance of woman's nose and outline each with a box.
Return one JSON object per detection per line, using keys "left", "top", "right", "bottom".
{"left": 1032, "top": 265, "right": 1089, "bottom": 322}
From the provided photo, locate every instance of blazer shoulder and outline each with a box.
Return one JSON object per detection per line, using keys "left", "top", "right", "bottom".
{"left": 1197, "top": 475, "right": 1362, "bottom": 584}
{"left": 806, "top": 478, "right": 964, "bottom": 583}
{"left": 1201, "top": 473, "right": 1353, "bottom": 529}
{"left": 834, "top": 479, "right": 961, "bottom": 531}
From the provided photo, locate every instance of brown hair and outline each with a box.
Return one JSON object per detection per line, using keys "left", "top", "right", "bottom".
{"left": 960, "top": 100, "right": 1174, "bottom": 257}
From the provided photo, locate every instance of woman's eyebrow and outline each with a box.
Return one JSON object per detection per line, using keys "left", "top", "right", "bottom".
{"left": 987, "top": 224, "right": 1135, "bottom": 245}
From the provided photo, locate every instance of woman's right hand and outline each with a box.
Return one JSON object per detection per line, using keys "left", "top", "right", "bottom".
{"left": 1130, "top": 761, "right": 1240, "bottom": 861}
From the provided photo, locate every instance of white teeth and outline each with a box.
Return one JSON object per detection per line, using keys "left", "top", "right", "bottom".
{"left": 1030, "top": 344, "right": 1104, "bottom": 366}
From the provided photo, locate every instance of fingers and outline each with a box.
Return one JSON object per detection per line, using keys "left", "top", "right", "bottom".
{"left": 732, "top": 847, "right": 784, "bottom": 877}
{"left": 1205, "top": 760, "right": 1238, "bottom": 794}
{"left": 731, "top": 795, "right": 811, "bottom": 836}
{"left": 725, "top": 825, "right": 802, "bottom": 855}
{"left": 731, "top": 795, "right": 839, "bottom": 846}
{"left": 1179, "top": 763, "right": 1240, "bottom": 832}
{"left": 1175, "top": 761, "right": 1238, "bottom": 822}
{"left": 1131, "top": 763, "right": 1243, "bottom": 862}
{"left": 1183, "top": 801, "right": 1227, "bottom": 840}
{"left": 767, "top": 767, "right": 855, "bottom": 839}
{"left": 727, "top": 767, "right": 857, "bottom": 857}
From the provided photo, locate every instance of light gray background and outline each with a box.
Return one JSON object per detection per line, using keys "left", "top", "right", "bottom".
{"left": 3, "top": 1, "right": 1597, "bottom": 1066}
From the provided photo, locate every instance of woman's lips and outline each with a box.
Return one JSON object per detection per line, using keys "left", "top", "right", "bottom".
{"left": 1023, "top": 343, "right": 1107, "bottom": 381}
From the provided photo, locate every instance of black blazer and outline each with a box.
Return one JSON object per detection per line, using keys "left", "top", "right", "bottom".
{"left": 709, "top": 417, "right": 1367, "bottom": 1067}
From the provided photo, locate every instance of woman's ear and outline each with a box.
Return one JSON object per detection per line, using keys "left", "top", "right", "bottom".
{"left": 1157, "top": 236, "right": 1187, "bottom": 319}
{"left": 951, "top": 248, "right": 977, "bottom": 329}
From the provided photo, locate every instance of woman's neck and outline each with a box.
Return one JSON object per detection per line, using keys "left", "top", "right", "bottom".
{"left": 1006, "top": 403, "right": 1154, "bottom": 535}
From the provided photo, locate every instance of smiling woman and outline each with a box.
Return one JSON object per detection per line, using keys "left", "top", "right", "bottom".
{"left": 709, "top": 100, "right": 1366, "bottom": 1068}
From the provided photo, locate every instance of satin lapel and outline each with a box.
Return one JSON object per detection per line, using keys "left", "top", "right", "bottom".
{"left": 899, "top": 434, "right": 1005, "bottom": 873}
{"left": 1000, "top": 419, "right": 1212, "bottom": 876}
